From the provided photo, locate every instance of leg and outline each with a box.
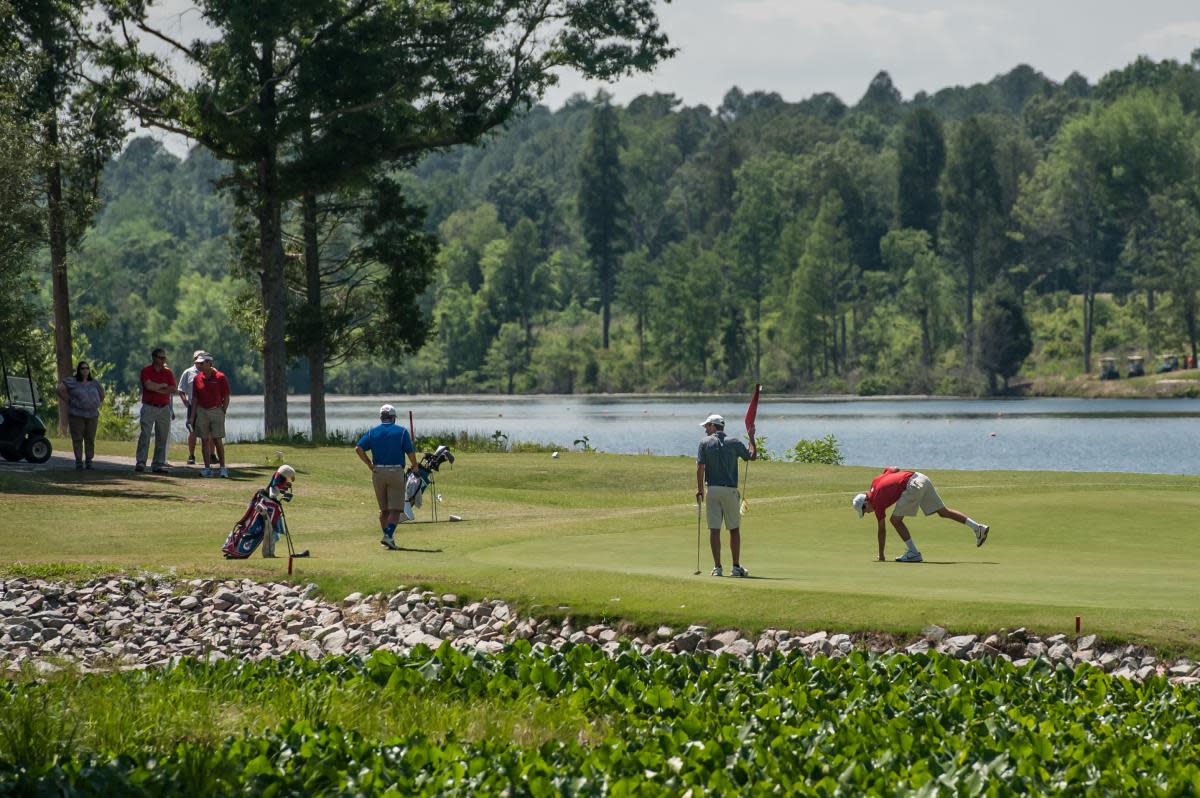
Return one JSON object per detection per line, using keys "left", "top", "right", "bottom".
{"left": 68, "top": 415, "right": 84, "bottom": 464}
{"left": 152, "top": 406, "right": 170, "bottom": 467}
{"left": 729, "top": 527, "right": 741, "bottom": 566}
{"left": 214, "top": 438, "right": 226, "bottom": 467}
{"left": 203, "top": 438, "right": 214, "bottom": 468}
{"left": 935, "top": 507, "right": 967, "bottom": 524}
{"left": 83, "top": 417, "right": 97, "bottom": 464}
{"left": 709, "top": 528, "right": 722, "bottom": 567}
{"left": 187, "top": 428, "right": 197, "bottom": 461}
{"left": 890, "top": 516, "right": 913, "bottom": 543}
{"left": 135, "top": 406, "right": 152, "bottom": 466}
{"left": 937, "top": 506, "right": 988, "bottom": 546}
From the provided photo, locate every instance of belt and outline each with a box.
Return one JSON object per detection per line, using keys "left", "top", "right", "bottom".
{"left": 374, "top": 464, "right": 407, "bottom": 470}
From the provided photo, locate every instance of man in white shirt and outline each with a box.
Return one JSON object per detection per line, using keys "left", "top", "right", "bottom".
{"left": 177, "top": 350, "right": 207, "bottom": 466}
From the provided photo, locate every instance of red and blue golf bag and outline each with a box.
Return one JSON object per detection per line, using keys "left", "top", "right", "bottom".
{"left": 222, "top": 468, "right": 292, "bottom": 559}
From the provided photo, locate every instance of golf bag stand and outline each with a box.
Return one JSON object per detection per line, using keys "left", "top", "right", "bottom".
{"left": 405, "top": 445, "right": 455, "bottom": 522}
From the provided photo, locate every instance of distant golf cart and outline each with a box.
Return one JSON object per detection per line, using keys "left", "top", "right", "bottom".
{"left": 1098, "top": 357, "right": 1120, "bottom": 380}
{"left": 0, "top": 354, "right": 52, "bottom": 464}
{"left": 1155, "top": 353, "right": 1180, "bottom": 374}
{"left": 1126, "top": 355, "right": 1145, "bottom": 378}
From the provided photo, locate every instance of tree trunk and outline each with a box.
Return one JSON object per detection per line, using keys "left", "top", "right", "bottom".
{"left": 46, "top": 117, "right": 71, "bottom": 436}
{"left": 601, "top": 254, "right": 612, "bottom": 348}
{"left": 258, "top": 45, "right": 289, "bottom": 438}
{"left": 1146, "top": 288, "right": 1155, "bottom": 359}
{"left": 302, "top": 190, "right": 326, "bottom": 442}
{"left": 920, "top": 308, "right": 933, "bottom": 368}
{"left": 1082, "top": 287, "right": 1095, "bottom": 374}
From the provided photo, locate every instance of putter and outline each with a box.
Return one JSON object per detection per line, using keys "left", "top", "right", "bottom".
{"left": 694, "top": 498, "right": 702, "bottom": 575}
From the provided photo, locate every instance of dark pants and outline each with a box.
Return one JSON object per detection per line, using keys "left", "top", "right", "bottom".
{"left": 68, "top": 415, "right": 98, "bottom": 463}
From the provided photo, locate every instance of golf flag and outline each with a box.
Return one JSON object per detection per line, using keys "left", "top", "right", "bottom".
{"left": 741, "top": 384, "right": 761, "bottom": 514}
{"left": 744, "top": 383, "right": 761, "bottom": 432}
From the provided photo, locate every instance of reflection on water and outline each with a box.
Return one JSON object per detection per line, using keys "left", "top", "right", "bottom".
{"left": 195, "top": 395, "right": 1200, "bottom": 475}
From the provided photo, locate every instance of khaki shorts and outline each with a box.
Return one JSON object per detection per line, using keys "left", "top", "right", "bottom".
{"left": 705, "top": 485, "right": 741, "bottom": 529}
{"left": 195, "top": 405, "right": 226, "bottom": 439}
{"left": 892, "top": 472, "right": 945, "bottom": 517}
{"left": 373, "top": 468, "right": 407, "bottom": 511}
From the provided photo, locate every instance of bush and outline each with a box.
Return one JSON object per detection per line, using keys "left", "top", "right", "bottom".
{"left": 96, "top": 390, "right": 138, "bottom": 441}
{"left": 856, "top": 375, "right": 894, "bottom": 396}
{"left": 787, "top": 434, "right": 845, "bottom": 465}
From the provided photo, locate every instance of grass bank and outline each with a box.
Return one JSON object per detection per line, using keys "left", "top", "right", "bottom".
{"left": 2, "top": 439, "right": 1199, "bottom": 651}
{"left": 1018, "top": 367, "right": 1200, "bottom": 398}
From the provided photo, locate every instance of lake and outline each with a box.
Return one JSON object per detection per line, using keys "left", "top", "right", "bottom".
{"left": 197, "top": 395, "right": 1200, "bottom": 475}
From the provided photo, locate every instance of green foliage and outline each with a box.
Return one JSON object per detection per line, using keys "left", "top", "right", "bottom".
{"left": 8, "top": 646, "right": 1200, "bottom": 794}
{"left": 786, "top": 434, "right": 846, "bottom": 465}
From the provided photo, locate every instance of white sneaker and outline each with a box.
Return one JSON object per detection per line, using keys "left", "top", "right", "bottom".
{"left": 219, "top": 467, "right": 230, "bottom": 478}
{"left": 200, "top": 468, "right": 212, "bottom": 478}
{"left": 974, "top": 524, "right": 990, "bottom": 547}
{"left": 730, "top": 565, "right": 749, "bottom": 577}
{"left": 381, "top": 535, "right": 399, "bottom": 550}
{"left": 403, "top": 501, "right": 415, "bottom": 521}
{"left": 710, "top": 565, "right": 723, "bottom": 577}
{"left": 895, "top": 550, "right": 923, "bottom": 563}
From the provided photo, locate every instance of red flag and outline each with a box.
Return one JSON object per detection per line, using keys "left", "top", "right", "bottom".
{"left": 744, "top": 384, "right": 761, "bottom": 432}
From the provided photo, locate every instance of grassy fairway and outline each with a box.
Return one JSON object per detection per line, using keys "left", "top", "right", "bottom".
{"left": 2, "top": 439, "right": 1198, "bottom": 651}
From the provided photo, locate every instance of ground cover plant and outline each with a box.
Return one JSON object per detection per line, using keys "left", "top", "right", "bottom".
{"left": 3, "top": 644, "right": 1200, "bottom": 795}
{"left": 2, "top": 441, "right": 1199, "bottom": 652}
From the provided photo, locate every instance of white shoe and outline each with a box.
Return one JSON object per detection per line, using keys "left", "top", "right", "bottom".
{"left": 403, "top": 501, "right": 414, "bottom": 521}
{"left": 219, "top": 467, "right": 230, "bottom": 478}
{"left": 381, "top": 535, "right": 399, "bottom": 550}
{"left": 710, "top": 565, "right": 723, "bottom": 577}
{"left": 730, "top": 565, "right": 749, "bottom": 577}
{"left": 200, "top": 468, "right": 212, "bottom": 478}
{"left": 974, "top": 524, "right": 989, "bottom": 547}
{"left": 895, "top": 550, "right": 923, "bottom": 563}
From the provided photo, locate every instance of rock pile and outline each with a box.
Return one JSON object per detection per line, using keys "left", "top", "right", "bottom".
{"left": 1, "top": 576, "right": 1197, "bottom": 684}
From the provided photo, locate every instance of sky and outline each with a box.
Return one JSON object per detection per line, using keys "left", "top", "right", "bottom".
{"left": 140, "top": 0, "right": 1200, "bottom": 156}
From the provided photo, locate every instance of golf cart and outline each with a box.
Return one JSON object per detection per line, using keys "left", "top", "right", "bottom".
{"left": 1156, "top": 353, "right": 1180, "bottom": 374}
{"left": 1126, "top": 355, "right": 1145, "bottom": 378}
{"left": 0, "top": 354, "right": 52, "bottom": 464}
{"left": 1098, "top": 357, "right": 1120, "bottom": 380}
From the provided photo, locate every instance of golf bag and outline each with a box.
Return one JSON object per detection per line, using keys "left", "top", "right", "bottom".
{"left": 405, "top": 445, "right": 455, "bottom": 512}
{"left": 222, "top": 466, "right": 308, "bottom": 559}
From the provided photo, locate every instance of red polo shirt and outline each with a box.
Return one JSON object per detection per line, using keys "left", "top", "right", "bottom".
{"left": 193, "top": 369, "right": 230, "bottom": 409}
{"left": 866, "top": 469, "right": 915, "bottom": 520}
{"left": 139, "top": 365, "right": 176, "bottom": 407}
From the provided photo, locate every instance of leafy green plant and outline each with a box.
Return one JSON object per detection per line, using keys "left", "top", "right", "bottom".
{"left": 787, "top": 434, "right": 845, "bottom": 465}
{"left": 95, "top": 389, "right": 138, "bottom": 441}
{"left": 573, "top": 435, "right": 594, "bottom": 452}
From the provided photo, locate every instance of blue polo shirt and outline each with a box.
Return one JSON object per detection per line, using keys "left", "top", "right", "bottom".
{"left": 356, "top": 421, "right": 414, "bottom": 466}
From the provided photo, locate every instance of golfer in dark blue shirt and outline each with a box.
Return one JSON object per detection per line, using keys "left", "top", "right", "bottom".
{"left": 355, "top": 404, "right": 419, "bottom": 550}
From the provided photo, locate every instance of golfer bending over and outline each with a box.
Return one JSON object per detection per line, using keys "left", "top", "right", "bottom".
{"left": 696, "top": 413, "right": 757, "bottom": 577}
{"left": 852, "top": 467, "right": 989, "bottom": 563}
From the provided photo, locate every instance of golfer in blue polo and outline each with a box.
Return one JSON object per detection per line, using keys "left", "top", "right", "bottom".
{"left": 354, "top": 404, "right": 419, "bottom": 550}
{"left": 696, "top": 413, "right": 757, "bottom": 577}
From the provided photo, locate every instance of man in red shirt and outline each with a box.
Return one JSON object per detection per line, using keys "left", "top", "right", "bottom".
{"left": 852, "top": 467, "right": 990, "bottom": 563}
{"left": 135, "top": 348, "right": 177, "bottom": 473}
{"left": 192, "top": 354, "right": 232, "bottom": 478}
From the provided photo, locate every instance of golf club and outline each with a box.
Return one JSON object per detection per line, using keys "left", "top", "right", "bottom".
{"left": 694, "top": 498, "right": 702, "bottom": 575}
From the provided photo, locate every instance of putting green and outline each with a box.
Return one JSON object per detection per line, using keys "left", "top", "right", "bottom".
{"left": 2, "top": 441, "right": 1198, "bottom": 652}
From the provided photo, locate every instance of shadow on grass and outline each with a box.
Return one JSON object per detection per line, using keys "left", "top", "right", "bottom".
{"left": 388, "top": 546, "right": 444, "bottom": 554}
{"left": 0, "top": 472, "right": 189, "bottom": 501}
{"left": 918, "top": 561, "right": 1001, "bottom": 566}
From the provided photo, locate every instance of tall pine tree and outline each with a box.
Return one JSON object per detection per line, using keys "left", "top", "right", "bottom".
{"left": 578, "top": 92, "right": 628, "bottom": 349}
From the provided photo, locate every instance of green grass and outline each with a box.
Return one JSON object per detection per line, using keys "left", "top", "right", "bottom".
{"left": 3, "top": 439, "right": 1199, "bottom": 652}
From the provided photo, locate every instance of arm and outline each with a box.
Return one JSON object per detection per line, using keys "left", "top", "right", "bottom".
{"left": 695, "top": 462, "right": 705, "bottom": 501}
{"left": 97, "top": 383, "right": 104, "bottom": 403}
{"left": 355, "top": 445, "right": 375, "bottom": 471}
{"left": 56, "top": 380, "right": 68, "bottom": 403}
{"left": 221, "top": 380, "right": 230, "bottom": 412}
{"left": 876, "top": 517, "right": 887, "bottom": 561}
{"left": 747, "top": 425, "right": 757, "bottom": 461}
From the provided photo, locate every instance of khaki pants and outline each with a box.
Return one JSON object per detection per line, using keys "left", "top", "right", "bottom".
{"left": 892, "top": 472, "right": 946, "bottom": 517}
{"left": 373, "top": 468, "right": 407, "bottom": 511}
{"left": 68, "top": 415, "right": 98, "bottom": 463}
{"left": 705, "top": 485, "right": 741, "bottom": 529}
{"left": 136, "top": 404, "right": 171, "bottom": 467}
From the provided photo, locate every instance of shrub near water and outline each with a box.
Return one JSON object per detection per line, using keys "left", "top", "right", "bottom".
{"left": 4, "top": 643, "right": 1200, "bottom": 795}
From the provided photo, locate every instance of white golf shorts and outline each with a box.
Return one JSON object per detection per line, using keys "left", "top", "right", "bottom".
{"left": 705, "top": 485, "right": 741, "bottom": 529}
{"left": 892, "top": 472, "right": 945, "bottom": 517}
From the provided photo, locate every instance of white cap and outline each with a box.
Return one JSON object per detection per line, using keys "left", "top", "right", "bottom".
{"left": 852, "top": 493, "right": 868, "bottom": 518}
{"left": 276, "top": 464, "right": 295, "bottom": 482}
{"left": 194, "top": 351, "right": 212, "bottom": 363}
{"left": 192, "top": 349, "right": 207, "bottom": 360}
{"left": 379, "top": 404, "right": 397, "bottom": 418}
{"left": 700, "top": 414, "right": 725, "bottom": 428}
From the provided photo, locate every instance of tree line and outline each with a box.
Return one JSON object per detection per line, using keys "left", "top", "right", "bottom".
{"left": 5, "top": 1, "right": 1200, "bottom": 439}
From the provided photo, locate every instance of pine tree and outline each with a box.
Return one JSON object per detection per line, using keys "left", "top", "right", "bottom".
{"left": 578, "top": 93, "right": 628, "bottom": 349}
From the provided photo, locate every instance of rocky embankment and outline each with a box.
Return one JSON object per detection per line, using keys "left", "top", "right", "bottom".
{"left": 2, "top": 576, "right": 1198, "bottom": 684}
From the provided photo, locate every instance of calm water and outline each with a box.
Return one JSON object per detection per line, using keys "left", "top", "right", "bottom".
{"left": 195, "top": 395, "right": 1200, "bottom": 475}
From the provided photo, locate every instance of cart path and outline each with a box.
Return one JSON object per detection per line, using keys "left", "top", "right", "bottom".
{"left": 0, "top": 451, "right": 264, "bottom": 476}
